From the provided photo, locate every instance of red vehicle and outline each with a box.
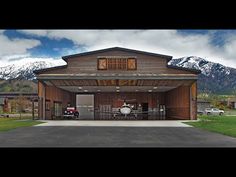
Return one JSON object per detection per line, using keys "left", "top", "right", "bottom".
{"left": 63, "top": 107, "right": 79, "bottom": 119}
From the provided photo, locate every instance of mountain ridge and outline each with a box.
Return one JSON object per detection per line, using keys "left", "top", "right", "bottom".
{"left": 168, "top": 56, "right": 236, "bottom": 94}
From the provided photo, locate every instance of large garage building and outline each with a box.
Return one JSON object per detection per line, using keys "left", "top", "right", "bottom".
{"left": 34, "top": 47, "right": 200, "bottom": 120}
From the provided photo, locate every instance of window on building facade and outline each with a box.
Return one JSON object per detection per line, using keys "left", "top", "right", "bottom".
{"left": 97, "top": 58, "right": 137, "bottom": 70}
{"left": 98, "top": 58, "right": 107, "bottom": 70}
{"left": 127, "top": 58, "right": 137, "bottom": 70}
{"left": 53, "top": 102, "right": 62, "bottom": 117}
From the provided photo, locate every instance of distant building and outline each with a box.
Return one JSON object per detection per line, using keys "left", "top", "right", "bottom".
{"left": 227, "top": 97, "right": 236, "bottom": 109}
{"left": 197, "top": 99, "right": 211, "bottom": 111}
{"left": 0, "top": 97, "right": 10, "bottom": 112}
{"left": 0, "top": 92, "right": 38, "bottom": 114}
{"left": 0, "top": 97, "right": 6, "bottom": 112}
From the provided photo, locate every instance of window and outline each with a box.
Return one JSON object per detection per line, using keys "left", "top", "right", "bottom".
{"left": 97, "top": 58, "right": 137, "bottom": 70}
{"left": 54, "top": 102, "right": 62, "bottom": 117}
{"left": 127, "top": 58, "right": 137, "bottom": 70}
{"left": 98, "top": 58, "right": 107, "bottom": 70}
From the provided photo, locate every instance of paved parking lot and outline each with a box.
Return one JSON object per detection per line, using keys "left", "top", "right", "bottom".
{"left": 0, "top": 121, "right": 236, "bottom": 147}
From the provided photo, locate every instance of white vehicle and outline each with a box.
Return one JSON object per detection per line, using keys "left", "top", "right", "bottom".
{"left": 205, "top": 108, "right": 224, "bottom": 115}
{"left": 95, "top": 99, "right": 159, "bottom": 118}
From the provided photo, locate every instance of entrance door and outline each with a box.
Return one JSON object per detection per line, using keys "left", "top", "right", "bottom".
{"left": 76, "top": 95, "right": 94, "bottom": 120}
{"left": 141, "top": 103, "right": 148, "bottom": 120}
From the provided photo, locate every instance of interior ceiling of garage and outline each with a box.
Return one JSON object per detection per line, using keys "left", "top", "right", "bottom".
{"left": 43, "top": 79, "right": 195, "bottom": 93}
{"left": 58, "top": 86, "right": 177, "bottom": 92}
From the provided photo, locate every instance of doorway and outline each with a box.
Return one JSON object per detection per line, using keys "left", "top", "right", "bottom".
{"left": 76, "top": 94, "right": 94, "bottom": 120}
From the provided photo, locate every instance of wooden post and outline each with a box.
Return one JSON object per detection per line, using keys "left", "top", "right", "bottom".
{"left": 190, "top": 82, "right": 197, "bottom": 120}
{"left": 32, "top": 99, "right": 35, "bottom": 120}
{"left": 42, "top": 84, "right": 46, "bottom": 120}
{"left": 38, "top": 81, "right": 46, "bottom": 120}
{"left": 189, "top": 86, "right": 192, "bottom": 120}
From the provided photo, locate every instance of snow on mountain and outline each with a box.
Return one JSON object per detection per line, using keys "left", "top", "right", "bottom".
{"left": 0, "top": 60, "right": 63, "bottom": 80}
{"left": 168, "top": 56, "right": 236, "bottom": 93}
{"left": 168, "top": 56, "right": 231, "bottom": 76}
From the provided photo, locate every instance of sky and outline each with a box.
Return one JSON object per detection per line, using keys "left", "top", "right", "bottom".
{"left": 1, "top": 29, "right": 236, "bottom": 67}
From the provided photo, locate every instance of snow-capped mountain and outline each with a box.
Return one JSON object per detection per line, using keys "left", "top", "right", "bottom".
{"left": 169, "top": 56, "right": 236, "bottom": 94}
{"left": 0, "top": 61, "right": 59, "bottom": 80}
{"left": 169, "top": 56, "right": 231, "bottom": 76}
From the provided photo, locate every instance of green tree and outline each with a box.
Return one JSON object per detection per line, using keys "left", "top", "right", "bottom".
{"left": 15, "top": 95, "right": 28, "bottom": 119}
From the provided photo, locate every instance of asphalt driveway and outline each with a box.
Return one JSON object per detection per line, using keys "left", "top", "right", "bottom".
{"left": 1, "top": 125, "right": 236, "bottom": 147}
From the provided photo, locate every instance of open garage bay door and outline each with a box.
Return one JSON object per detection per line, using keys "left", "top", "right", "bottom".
{"left": 76, "top": 95, "right": 94, "bottom": 120}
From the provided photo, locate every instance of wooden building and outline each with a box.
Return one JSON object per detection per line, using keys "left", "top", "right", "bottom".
{"left": 197, "top": 99, "right": 211, "bottom": 112}
{"left": 34, "top": 47, "right": 200, "bottom": 120}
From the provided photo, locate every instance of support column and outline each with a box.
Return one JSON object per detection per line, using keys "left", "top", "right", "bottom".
{"left": 190, "top": 86, "right": 192, "bottom": 120}
{"left": 42, "top": 84, "right": 46, "bottom": 120}
{"left": 32, "top": 99, "right": 34, "bottom": 120}
{"left": 38, "top": 81, "right": 46, "bottom": 120}
{"left": 190, "top": 81, "right": 197, "bottom": 120}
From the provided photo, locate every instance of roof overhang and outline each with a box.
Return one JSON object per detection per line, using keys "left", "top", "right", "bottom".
{"left": 33, "top": 65, "right": 67, "bottom": 74}
{"left": 58, "top": 86, "right": 179, "bottom": 93}
{"left": 38, "top": 74, "right": 197, "bottom": 93}
{"left": 37, "top": 73, "right": 198, "bottom": 80}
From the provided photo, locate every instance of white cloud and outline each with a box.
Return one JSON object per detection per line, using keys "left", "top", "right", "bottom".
{"left": 0, "top": 33, "right": 41, "bottom": 58}
{"left": 2, "top": 54, "right": 31, "bottom": 61}
{"left": 0, "top": 30, "right": 5, "bottom": 34}
{"left": 15, "top": 30, "right": 236, "bottom": 68}
{"left": 53, "top": 46, "right": 83, "bottom": 56}
{"left": 19, "top": 30, "right": 49, "bottom": 37}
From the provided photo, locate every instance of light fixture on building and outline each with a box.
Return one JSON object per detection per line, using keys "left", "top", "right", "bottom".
{"left": 153, "top": 87, "right": 157, "bottom": 89}
{"left": 84, "top": 90, "right": 88, "bottom": 92}
{"left": 116, "top": 86, "right": 120, "bottom": 89}
{"left": 116, "top": 90, "right": 120, "bottom": 92}
{"left": 148, "top": 90, "right": 152, "bottom": 92}
{"left": 78, "top": 87, "right": 83, "bottom": 89}
{"left": 97, "top": 90, "right": 101, "bottom": 92}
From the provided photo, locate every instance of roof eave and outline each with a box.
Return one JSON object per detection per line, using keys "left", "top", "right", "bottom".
{"left": 167, "top": 65, "right": 201, "bottom": 74}
{"left": 62, "top": 47, "right": 173, "bottom": 61}
{"left": 33, "top": 65, "right": 68, "bottom": 74}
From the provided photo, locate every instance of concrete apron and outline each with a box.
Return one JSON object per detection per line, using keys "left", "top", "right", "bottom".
{"left": 35, "top": 120, "right": 192, "bottom": 127}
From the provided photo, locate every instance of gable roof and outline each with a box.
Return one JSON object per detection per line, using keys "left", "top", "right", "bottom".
{"left": 34, "top": 47, "right": 201, "bottom": 74}
{"left": 62, "top": 47, "right": 173, "bottom": 62}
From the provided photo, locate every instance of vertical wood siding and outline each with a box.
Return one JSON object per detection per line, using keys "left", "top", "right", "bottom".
{"left": 165, "top": 86, "right": 190, "bottom": 119}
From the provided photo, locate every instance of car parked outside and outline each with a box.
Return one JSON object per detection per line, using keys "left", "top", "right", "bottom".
{"left": 205, "top": 108, "right": 224, "bottom": 115}
{"left": 197, "top": 109, "right": 204, "bottom": 115}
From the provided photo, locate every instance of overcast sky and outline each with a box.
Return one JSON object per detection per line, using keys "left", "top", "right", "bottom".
{"left": 0, "top": 30, "right": 236, "bottom": 68}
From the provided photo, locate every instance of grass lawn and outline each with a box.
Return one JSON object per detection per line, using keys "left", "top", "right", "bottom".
{"left": 0, "top": 118, "right": 43, "bottom": 132}
{"left": 185, "top": 115, "right": 236, "bottom": 137}
{"left": 224, "top": 109, "right": 236, "bottom": 115}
